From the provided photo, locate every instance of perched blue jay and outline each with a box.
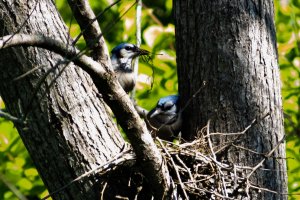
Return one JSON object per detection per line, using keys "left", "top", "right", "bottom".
{"left": 146, "top": 95, "right": 182, "bottom": 141}
{"left": 111, "top": 43, "right": 149, "bottom": 93}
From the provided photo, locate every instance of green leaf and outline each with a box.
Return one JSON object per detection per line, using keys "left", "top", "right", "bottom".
{"left": 16, "top": 178, "right": 32, "bottom": 190}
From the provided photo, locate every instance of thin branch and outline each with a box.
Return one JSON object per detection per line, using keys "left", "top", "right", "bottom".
{"left": 0, "top": 172, "right": 28, "bottom": 200}
{"left": 249, "top": 183, "right": 278, "bottom": 194}
{"left": 131, "top": 0, "right": 142, "bottom": 99}
{"left": 0, "top": 34, "right": 105, "bottom": 74}
{"left": 2, "top": 0, "right": 38, "bottom": 47}
{"left": 246, "top": 135, "right": 286, "bottom": 179}
{"left": 13, "top": 65, "right": 43, "bottom": 81}
{"left": 232, "top": 144, "right": 265, "bottom": 156}
{"left": 100, "top": 182, "right": 108, "bottom": 200}
{"left": 212, "top": 113, "right": 270, "bottom": 154}
{"left": 181, "top": 82, "right": 206, "bottom": 113}
{"left": 142, "top": 3, "right": 163, "bottom": 26}
{"left": 157, "top": 139, "right": 188, "bottom": 200}
{"left": 42, "top": 149, "right": 134, "bottom": 200}
{"left": 70, "top": 0, "right": 136, "bottom": 65}
{"left": 22, "top": 60, "right": 69, "bottom": 118}
{"left": 72, "top": 0, "right": 121, "bottom": 47}
{"left": 0, "top": 110, "right": 26, "bottom": 125}
{"left": 206, "top": 120, "right": 228, "bottom": 197}
{"left": 175, "top": 155, "right": 193, "bottom": 180}
{"left": 67, "top": 0, "right": 114, "bottom": 62}
{"left": 205, "top": 118, "right": 257, "bottom": 138}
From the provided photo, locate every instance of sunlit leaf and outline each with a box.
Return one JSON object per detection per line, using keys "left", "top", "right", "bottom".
{"left": 24, "top": 168, "right": 38, "bottom": 178}
{"left": 16, "top": 178, "right": 32, "bottom": 190}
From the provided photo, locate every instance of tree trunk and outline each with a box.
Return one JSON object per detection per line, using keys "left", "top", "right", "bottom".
{"left": 174, "top": 0, "right": 287, "bottom": 199}
{"left": 0, "top": 1, "right": 125, "bottom": 199}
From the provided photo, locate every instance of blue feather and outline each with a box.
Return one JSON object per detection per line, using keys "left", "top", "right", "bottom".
{"left": 111, "top": 43, "right": 133, "bottom": 54}
{"left": 158, "top": 95, "right": 179, "bottom": 106}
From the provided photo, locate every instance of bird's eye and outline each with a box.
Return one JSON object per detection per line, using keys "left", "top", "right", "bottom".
{"left": 125, "top": 46, "right": 132, "bottom": 51}
{"left": 163, "top": 102, "right": 174, "bottom": 110}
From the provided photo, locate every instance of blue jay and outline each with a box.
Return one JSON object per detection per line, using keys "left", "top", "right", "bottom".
{"left": 146, "top": 95, "right": 182, "bottom": 141}
{"left": 111, "top": 43, "right": 149, "bottom": 93}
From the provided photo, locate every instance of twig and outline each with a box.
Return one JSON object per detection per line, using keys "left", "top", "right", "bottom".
{"left": 72, "top": 0, "right": 122, "bottom": 47}
{"left": 246, "top": 135, "right": 286, "bottom": 179}
{"left": 249, "top": 183, "right": 278, "bottom": 194}
{"left": 206, "top": 120, "right": 216, "bottom": 160}
{"left": 205, "top": 118, "right": 257, "bottom": 138}
{"left": 184, "top": 174, "right": 215, "bottom": 184}
{"left": 157, "top": 139, "right": 189, "bottom": 200}
{"left": 244, "top": 135, "right": 286, "bottom": 198}
{"left": 206, "top": 120, "right": 228, "bottom": 197}
{"left": 42, "top": 149, "right": 134, "bottom": 200}
{"left": 22, "top": 60, "right": 69, "bottom": 118}
{"left": 180, "top": 82, "right": 206, "bottom": 113}
{"left": 142, "top": 4, "right": 163, "bottom": 27}
{"left": 0, "top": 172, "right": 28, "bottom": 200}
{"left": 2, "top": 0, "right": 38, "bottom": 48}
{"left": 13, "top": 65, "right": 44, "bottom": 81}
{"left": 188, "top": 186, "right": 234, "bottom": 200}
{"left": 175, "top": 155, "right": 195, "bottom": 183}
{"left": 100, "top": 182, "right": 108, "bottom": 200}
{"left": 231, "top": 144, "right": 265, "bottom": 155}
{"left": 0, "top": 109, "right": 25, "bottom": 125}
{"left": 212, "top": 113, "right": 270, "bottom": 154}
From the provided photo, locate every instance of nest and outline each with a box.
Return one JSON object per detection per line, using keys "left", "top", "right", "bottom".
{"left": 42, "top": 119, "right": 284, "bottom": 200}
{"left": 155, "top": 121, "right": 285, "bottom": 200}
{"left": 157, "top": 134, "right": 242, "bottom": 199}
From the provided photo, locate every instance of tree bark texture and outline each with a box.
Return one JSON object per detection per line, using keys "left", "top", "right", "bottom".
{"left": 174, "top": 0, "right": 287, "bottom": 199}
{"left": 0, "top": 0, "right": 125, "bottom": 199}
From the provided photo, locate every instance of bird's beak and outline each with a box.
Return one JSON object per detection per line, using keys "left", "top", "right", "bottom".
{"left": 150, "top": 108, "right": 161, "bottom": 118}
{"left": 135, "top": 47, "right": 150, "bottom": 56}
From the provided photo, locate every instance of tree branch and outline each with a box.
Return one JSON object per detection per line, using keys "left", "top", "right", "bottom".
{"left": 0, "top": 109, "right": 25, "bottom": 125}
{"left": 67, "top": 0, "right": 111, "bottom": 63}
{"left": 0, "top": 33, "right": 170, "bottom": 198}
{"left": 131, "top": 0, "right": 142, "bottom": 99}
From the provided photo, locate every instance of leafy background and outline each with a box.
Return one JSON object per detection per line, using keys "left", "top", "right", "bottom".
{"left": 0, "top": 0, "right": 299, "bottom": 199}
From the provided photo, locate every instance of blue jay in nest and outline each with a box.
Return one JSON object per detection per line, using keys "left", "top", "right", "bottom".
{"left": 111, "top": 43, "right": 149, "bottom": 93}
{"left": 147, "top": 95, "right": 182, "bottom": 141}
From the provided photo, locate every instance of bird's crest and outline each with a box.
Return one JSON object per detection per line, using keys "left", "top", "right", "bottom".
{"left": 111, "top": 43, "right": 135, "bottom": 54}
{"left": 158, "top": 95, "right": 179, "bottom": 106}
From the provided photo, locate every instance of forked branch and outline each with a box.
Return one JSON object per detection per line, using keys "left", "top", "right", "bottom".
{"left": 0, "top": 33, "right": 170, "bottom": 199}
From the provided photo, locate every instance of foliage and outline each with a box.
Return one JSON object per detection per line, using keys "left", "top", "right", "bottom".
{"left": 0, "top": 0, "right": 299, "bottom": 199}
{"left": 0, "top": 101, "right": 47, "bottom": 199}
{"left": 275, "top": 1, "right": 300, "bottom": 199}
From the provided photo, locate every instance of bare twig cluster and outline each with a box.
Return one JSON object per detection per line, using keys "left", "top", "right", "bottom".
{"left": 40, "top": 117, "right": 286, "bottom": 199}
{"left": 155, "top": 121, "right": 285, "bottom": 200}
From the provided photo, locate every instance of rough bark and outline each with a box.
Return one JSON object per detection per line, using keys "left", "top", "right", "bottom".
{"left": 0, "top": 1, "right": 125, "bottom": 199}
{"left": 174, "top": 0, "right": 287, "bottom": 199}
{"left": 0, "top": 0, "right": 171, "bottom": 199}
